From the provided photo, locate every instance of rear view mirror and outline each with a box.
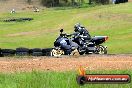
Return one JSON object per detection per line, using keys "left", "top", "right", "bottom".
{"left": 60, "top": 29, "right": 63, "bottom": 33}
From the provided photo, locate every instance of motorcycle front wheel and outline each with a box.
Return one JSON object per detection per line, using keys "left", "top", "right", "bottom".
{"left": 95, "top": 45, "right": 107, "bottom": 54}
{"left": 50, "top": 49, "right": 64, "bottom": 57}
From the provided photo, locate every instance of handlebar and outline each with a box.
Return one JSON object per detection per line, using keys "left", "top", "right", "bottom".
{"left": 60, "top": 33, "right": 66, "bottom": 36}
{"left": 59, "top": 29, "right": 81, "bottom": 38}
{"left": 60, "top": 33, "right": 72, "bottom": 37}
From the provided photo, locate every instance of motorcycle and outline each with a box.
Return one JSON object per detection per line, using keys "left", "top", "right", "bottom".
{"left": 72, "top": 32, "right": 108, "bottom": 55}
{"left": 50, "top": 29, "right": 79, "bottom": 57}
{"left": 51, "top": 29, "right": 108, "bottom": 56}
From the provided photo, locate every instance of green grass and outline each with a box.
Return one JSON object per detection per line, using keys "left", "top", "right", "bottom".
{"left": 0, "top": 70, "right": 131, "bottom": 88}
{"left": 0, "top": 3, "right": 132, "bottom": 54}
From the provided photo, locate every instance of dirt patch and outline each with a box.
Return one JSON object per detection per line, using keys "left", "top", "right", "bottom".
{"left": 94, "top": 13, "right": 132, "bottom": 22}
{"left": 0, "top": 55, "right": 132, "bottom": 73}
{"left": 0, "top": 0, "right": 42, "bottom": 12}
{"left": 6, "top": 29, "right": 57, "bottom": 37}
{"left": 6, "top": 31, "right": 41, "bottom": 37}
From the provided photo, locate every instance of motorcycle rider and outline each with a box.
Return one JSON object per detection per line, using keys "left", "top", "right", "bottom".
{"left": 55, "top": 29, "right": 78, "bottom": 55}
{"left": 73, "top": 23, "right": 91, "bottom": 51}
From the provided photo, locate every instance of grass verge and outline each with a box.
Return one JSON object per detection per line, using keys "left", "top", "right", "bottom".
{"left": 0, "top": 70, "right": 131, "bottom": 88}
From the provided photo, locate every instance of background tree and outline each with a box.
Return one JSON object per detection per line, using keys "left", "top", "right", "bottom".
{"left": 92, "top": 0, "right": 110, "bottom": 4}
{"left": 89, "top": 0, "right": 92, "bottom": 4}
{"left": 54, "top": 0, "right": 60, "bottom": 6}
{"left": 27, "top": 0, "right": 32, "bottom": 4}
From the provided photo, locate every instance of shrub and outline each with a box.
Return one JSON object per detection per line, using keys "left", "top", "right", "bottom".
{"left": 92, "top": 0, "right": 110, "bottom": 4}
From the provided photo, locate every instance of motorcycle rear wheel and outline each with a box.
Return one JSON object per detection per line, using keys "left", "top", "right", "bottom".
{"left": 95, "top": 45, "right": 107, "bottom": 54}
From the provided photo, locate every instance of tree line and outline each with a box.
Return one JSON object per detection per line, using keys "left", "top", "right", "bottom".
{"left": 27, "top": 0, "right": 110, "bottom": 7}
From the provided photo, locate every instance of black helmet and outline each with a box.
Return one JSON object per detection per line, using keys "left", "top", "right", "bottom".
{"left": 74, "top": 23, "right": 81, "bottom": 28}
{"left": 74, "top": 23, "right": 81, "bottom": 32}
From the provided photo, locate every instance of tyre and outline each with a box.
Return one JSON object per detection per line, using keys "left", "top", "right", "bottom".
{"left": 20, "top": 18, "right": 33, "bottom": 21}
{"left": 10, "top": 19, "right": 16, "bottom": 22}
{"left": 27, "top": 18, "right": 33, "bottom": 21}
{"left": 4, "top": 19, "right": 10, "bottom": 22}
{"left": 125, "top": 0, "right": 128, "bottom": 2}
{"left": 119, "top": 0, "right": 123, "bottom": 3}
{"left": 95, "top": 45, "right": 107, "bottom": 54}
{"left": 0, "top": 48, "right": 2, "bottom": 57}
{"left": 122, "top": 0, "right": 125, "bottom": 2}
{"left": 1, "top": 49, "right": 15, "bottom": 56}
{"left": 16, "top": 47, "right": 29, "bottom": 56}
{"left": 16, "top": 47, "right": 29, "bottom": 52}
{"left": 30, "top": 48, "right": 43, "bottom": 56}
{"left": 42, "top": 48, "right": 53, "bottom": 56}
{"left": 115, "top": 0, "right": 119, "bottom": 4}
